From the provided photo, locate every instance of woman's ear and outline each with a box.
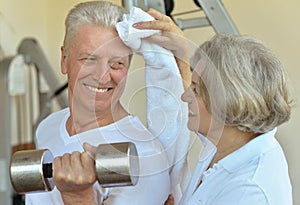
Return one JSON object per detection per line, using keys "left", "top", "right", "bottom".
{"left": 61, "top": 46, "right": 67, "bottom": 74}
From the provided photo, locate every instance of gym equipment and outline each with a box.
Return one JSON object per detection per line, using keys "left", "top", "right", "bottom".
{"left": 10, "top": 142, "right": 139, "bottom": 194}
{"left": 1, "top": 38, "right": 69, "bottom": 203}
{"left": 122, "top": 0, "right": 239, "bottom": 35}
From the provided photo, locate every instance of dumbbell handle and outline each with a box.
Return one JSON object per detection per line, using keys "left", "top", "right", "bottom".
{"left": 43, "top": 163, "right": 53, "bottom": 178}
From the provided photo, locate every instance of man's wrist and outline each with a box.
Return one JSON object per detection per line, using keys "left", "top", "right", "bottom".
{"left": 61, "top": 188, "right": 97, "bottom": 205}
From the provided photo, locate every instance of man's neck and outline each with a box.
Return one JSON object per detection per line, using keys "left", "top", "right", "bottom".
{"left": 66, "top": 102, "right": 129, "bottom": 136}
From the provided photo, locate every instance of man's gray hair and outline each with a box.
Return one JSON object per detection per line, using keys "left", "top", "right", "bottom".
{"left": 63, "top": 1, "right": 127, "bottom": 53}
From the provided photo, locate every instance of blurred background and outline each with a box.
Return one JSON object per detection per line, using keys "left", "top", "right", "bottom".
{"left": 0, "top": 0, "right": 299, "bottom": 204}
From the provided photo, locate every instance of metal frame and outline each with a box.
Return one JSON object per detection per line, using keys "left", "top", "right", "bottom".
{"left": 177, "top": 0, "right": 239, "bottom": 34}
{"left": 0, "top": 57, "right": 13, "bottom": 205}
{"left": 18, "top": 38, "right": 68, "bottom": 109}
{"left": 0, "top": 38, "right": 68, "bottom": 204}
{"left": 122, "top": 0, "right": 239, "bottom": 35}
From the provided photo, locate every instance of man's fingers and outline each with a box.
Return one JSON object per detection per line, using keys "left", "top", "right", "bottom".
{"left": 70, "top": 151, "right": 81, "bottom": 167}
{"left": 83, "top": 142, "right": 97, "bottom": 158}
{"left": 53, "top": 156, "right": 63, "bottom": 179}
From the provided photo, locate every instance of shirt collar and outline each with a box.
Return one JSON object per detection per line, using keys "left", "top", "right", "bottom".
{"left": 218, "top": 128, "right": 278, "bottom": 173}
{"left": 196, "top": 132, "right": 217, "bottom": 161}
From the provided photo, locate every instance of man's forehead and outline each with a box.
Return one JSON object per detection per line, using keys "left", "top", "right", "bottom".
{"left": 91, "top": 46, "right": 131, "bottom": 58}
{"left": 74, "top": 25, "right": 130, "bottom": 48}
{"left": 76, "top": 53, "right": 130, "bottom": 62}
{"left": 74, "top": 39, "right": 131, "bottom": 58}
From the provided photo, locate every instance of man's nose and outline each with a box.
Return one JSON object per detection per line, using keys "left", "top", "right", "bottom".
{"left": 93, "top": 61, "right": 111, "bottom": 84}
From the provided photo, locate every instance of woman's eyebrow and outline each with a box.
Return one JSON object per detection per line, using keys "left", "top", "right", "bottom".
{"left": 191, "top": 80, "right": 198, "bottom": 86}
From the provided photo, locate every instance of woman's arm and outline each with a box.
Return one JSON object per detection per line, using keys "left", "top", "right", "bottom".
{"left": 133, "top": 8, "right": 191, "bottom": 87}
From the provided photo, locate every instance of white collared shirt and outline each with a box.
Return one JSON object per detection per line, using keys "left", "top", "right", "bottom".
{"left": 181, "top": 128, "right": 293, "bottom": 205}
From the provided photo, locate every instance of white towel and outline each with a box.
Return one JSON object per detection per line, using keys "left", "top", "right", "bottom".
{"left": 116, "top": 7, "right": 191, "bottom": 202}
{"left": 8, "top": 55, "right": 27, "bottom": 96}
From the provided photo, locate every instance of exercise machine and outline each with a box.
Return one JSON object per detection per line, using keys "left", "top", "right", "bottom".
{"left": 122, "top": 0, "right": 239, "bottom": 34}
{"left": 0, "top": 38, "right": 68, "bottom": 204}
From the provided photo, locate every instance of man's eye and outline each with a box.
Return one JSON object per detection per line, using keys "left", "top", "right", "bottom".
{"left": 79, "top": 57, "right": 97, "bottom": 63}
{"left": 85, "top": 57, "right": 96, "bottom": 62}
{"left": 110, "top": 61, "right": 125, "bottom": 69}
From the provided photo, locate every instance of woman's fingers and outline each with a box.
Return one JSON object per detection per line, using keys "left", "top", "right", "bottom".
{"left": 133, "top": 19, "right": 172, "bottom": 32}
{"left": 164, "top": 194, "right": 175, "bottom": 205}
{"left": 132, "top": 8, "right": 191, "bottom": 85}
{"left": 147, "top": 8, "right": 172, "bottom": 22}
{"left": 132, "top": 8, "right": 186, "bottom": 56}
{"left": 133, "top": 8, "right": 180, "bottom": 33}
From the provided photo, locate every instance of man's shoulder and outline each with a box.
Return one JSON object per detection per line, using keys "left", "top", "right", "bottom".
{"left": 39, "top": 108, "right": 69, "bottom": 126}
{"left": 35, "top": 108, "right": 69, "bottom": 137}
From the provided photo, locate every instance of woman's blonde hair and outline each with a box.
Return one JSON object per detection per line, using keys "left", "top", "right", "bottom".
{"left": 192, "top": 34, "right": 292, "bottom": 133}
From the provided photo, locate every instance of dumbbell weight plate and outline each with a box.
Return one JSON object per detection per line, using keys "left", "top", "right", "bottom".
{"left": 10, "top": 149, "right": 54, "bottom": 194}
{"left": 96, "top": 142, "right": 139, "bottom": 187}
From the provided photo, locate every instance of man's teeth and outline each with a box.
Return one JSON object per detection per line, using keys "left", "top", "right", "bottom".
{"left": 87, "top": 86, "right": 109, "bottom": 93}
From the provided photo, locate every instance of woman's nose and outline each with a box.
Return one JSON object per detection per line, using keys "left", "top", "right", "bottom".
{"left": 181, "top": 87, "right": 193, "bottom": 103}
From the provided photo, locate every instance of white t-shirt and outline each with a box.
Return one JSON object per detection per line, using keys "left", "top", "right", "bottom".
{"left": 26, "top": 108, "right": 171, "bottom": 205}
{"left": 180, "top": 128, "right": 293, "bottom": 205}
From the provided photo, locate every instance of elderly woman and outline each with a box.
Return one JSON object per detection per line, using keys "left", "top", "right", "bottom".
{"left": 135, "top": 10, "right": 293, "bottom": 205}
{"left": 174, "top": 34, "right": 293, "bottom": 205}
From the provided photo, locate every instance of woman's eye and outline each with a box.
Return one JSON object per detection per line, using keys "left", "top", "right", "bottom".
{"left": 192, "top": 86, "right": 200, "bottom": 95}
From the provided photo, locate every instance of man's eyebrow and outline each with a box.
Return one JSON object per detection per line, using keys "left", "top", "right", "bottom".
{"left": 78, "top": 52, "right": 96, "bottom": 57}
{"left": 109, "top": 51, "right": 131, "bottom": 58}
{"left": 77, "top": 53, "right": 100, "bottom": 60}
{"left": 78, "top": 51, "right": 129, "bottom": 58}
{"left": 110, "top": 55, "right": 128, "bottom": 60}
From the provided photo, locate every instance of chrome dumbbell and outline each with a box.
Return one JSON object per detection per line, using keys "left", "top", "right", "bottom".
{"left": 10, "top": 142, "right": 139, "bottom": 194}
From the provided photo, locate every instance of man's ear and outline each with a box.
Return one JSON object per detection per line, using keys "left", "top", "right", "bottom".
{"left": 61, "top": 46, "right": 67, "bottom": 74}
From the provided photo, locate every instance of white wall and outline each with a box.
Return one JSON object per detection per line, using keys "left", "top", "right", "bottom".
{"left": 0, "top": 0, "right": 299, "bottom": 203}
{"left": 0, "top": 0, "right": 48, "bottom": 55}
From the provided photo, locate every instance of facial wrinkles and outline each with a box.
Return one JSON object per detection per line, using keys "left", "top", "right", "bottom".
{"left": 68, "top": 25, "right": 130, "bottom": 98}
{"left": 78, "top": 46, "right": 129, "bottom": 81}
{"left": 74, "top": 54, "right": 127, "bottom": 86}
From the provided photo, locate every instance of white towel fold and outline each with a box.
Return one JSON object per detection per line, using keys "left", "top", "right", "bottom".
{"left": 116, "top": 7, "right": 191, "bottom": 202}
{"left": 8, "top": 55, "right": 27, "bottom": 96}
